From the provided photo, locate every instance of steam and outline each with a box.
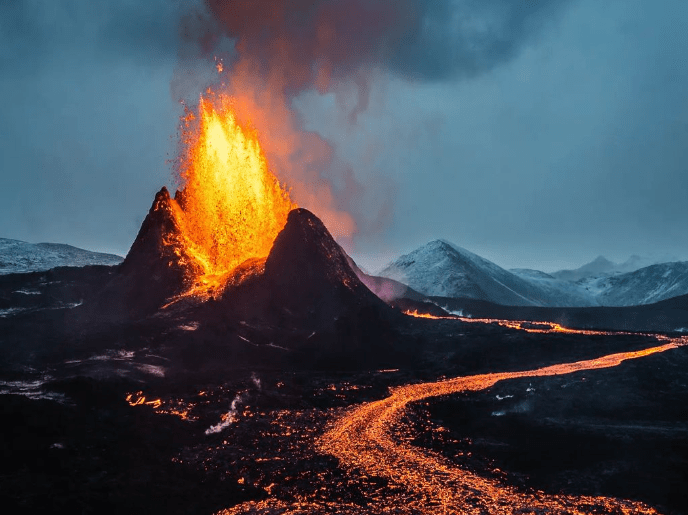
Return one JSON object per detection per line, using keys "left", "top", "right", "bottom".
{"left": 251, "top": 372, "right": 261, "bottom": 390}
{"left": 205, "top": 393, "right": 243, "bottom": 435}
{"left": 175, "top": 0, "right": 567, "bottom": 248}
{"left": 204, "top": 373, "right": 261, "bottom": 435}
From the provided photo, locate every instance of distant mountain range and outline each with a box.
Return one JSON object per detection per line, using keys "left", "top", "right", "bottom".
{"left": 379, "top": 240, "right": 688, "bottom": 307}
{"left": 3, "top": 232, "right": 687, "bottom": 310}
{"left": 0, "top": 238, "right": 123, "bottom": 274}
{"left": 546, "top": 254, "right": 654, "bottom": 282}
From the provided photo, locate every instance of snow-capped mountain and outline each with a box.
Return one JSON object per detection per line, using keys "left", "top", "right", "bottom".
{"left": 380, "top": 240, "right": 688, "bottom": 307}
{"left": 550, "top": 254, "right": 672, "bottom": 282}
{"left": 379, "top": 240, "right": 591, "bottom": 307}
{"left": 579, "top": 262, "right": 688, "bottom": 306}
{"left": 0, "top": 238, "right": 123, "bottom": 275}
{"left": 550, "top": 256, "right": 619, "bottom": 282}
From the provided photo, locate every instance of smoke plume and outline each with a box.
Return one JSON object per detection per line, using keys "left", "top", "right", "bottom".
{"left": 176, "top": 0, "right": 567, "bottom": 246}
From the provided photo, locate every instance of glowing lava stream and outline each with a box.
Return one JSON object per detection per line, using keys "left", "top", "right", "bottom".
{"left": 218, "top": 334, "right": 686, "bottom": 514}
{"left": 315, "top": 336, "right": 687, "bottom": 515}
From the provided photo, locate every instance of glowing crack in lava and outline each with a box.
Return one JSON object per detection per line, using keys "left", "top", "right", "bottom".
{"left": 173, "top": 91, "right": 296, "bottom": 293}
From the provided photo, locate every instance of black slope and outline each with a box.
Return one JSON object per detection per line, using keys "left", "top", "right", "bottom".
{"left": 262, "top": 208, "right": 392, "bottom": 324}
{"left": 193, "top": 208, "right": 401, "bottom": 368}
{"left": 90, "top": 187, "right": 201, "bottom": 321}
{"left": 212, "top": 209, "right": 395, "bottom": 325}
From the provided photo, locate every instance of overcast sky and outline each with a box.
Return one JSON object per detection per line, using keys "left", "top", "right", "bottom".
{"left": 1, "top": 0, "right": 686, "bottom": 273}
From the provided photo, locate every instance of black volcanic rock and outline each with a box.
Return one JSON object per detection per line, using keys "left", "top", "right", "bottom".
{"left": 262, "top": 208, "right": 387, "bottom": 322}
{"left": 93, "top": 187, "right": 201, "bottom": 320}
{"left": 194, "top": 208, "right": 402, "bottom": 367}
{"left": 1, "top": 195, "right": 405, "bottom": 369}
{"left": 218, "top": 208, "right": 395, "bottom": 327}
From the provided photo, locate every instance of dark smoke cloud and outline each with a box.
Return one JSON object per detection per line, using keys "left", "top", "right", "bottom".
{"left": 204, "top": 0, "right": 569, "bottom": 92}
{"left": 188, "top": 0, "right": 569, "bottom": 248}
{"left": 388, "top": 0, "right": 568, "bottom": 80}
{"left": 168, "top": 0, "right": 568, "bottom": 251}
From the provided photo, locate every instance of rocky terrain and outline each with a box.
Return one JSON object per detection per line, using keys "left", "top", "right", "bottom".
{"left": 1, "top": 190, "right": 686, "bottom": 514}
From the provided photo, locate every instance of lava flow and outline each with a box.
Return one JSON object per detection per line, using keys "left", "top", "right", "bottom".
{"left": 172, "top": 90, "right": 296, "bottom": 293}
{"left": 215, "top": 333, "right": 686, "bottom": 514}
{"left": 316, "top": 337, "right": 687, "bottom": 515}
{"left": 403, "top": 309, "right": 450, "bottom": 319}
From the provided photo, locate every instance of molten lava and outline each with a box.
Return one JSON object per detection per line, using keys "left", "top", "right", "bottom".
{"left": 173, "top": 91, "right": 296, "bottom": 292}
{"left": 403, "top": 309, "right": 451, "bottom": 320}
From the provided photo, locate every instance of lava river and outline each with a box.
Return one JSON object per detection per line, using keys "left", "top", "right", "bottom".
{"left": 219, "top": 331, "right": 687, "bottom": 515}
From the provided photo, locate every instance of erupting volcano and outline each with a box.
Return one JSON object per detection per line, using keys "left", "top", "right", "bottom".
{"left": 169, "top": 90, "right": 296, "bottom": 294}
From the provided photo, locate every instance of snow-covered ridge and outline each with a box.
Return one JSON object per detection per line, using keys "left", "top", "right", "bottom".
{"left": 0, "top": 238, "right": 123, "bottom": 275}
{"left": 379, "top": 240, "right": 688, "bottom": 307}
{"left": 379, "top": 240, "right": 592, "bottom": 307}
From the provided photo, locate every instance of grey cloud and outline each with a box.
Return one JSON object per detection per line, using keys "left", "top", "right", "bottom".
{"left": 203, "top": 0, "right": 571, "bottom": 93}
{"left": 388, "top": 0, "right": 569, "bottom": 80}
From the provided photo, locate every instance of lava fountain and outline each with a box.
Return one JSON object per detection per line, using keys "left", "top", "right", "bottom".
{"left": 172, "top": 90, "right": 296, "bottom": 293}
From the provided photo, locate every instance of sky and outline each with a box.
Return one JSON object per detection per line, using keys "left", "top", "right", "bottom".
{"left": 1, "top": 0, "right": 687, "bottom": 273}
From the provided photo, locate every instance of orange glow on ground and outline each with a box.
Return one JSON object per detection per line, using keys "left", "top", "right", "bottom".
{"left": 460, "top": 317, "right": 614, "bottom": 336}
{"left": 217, "top": 336, "right": 687, "bottom": 514}
{"left": 173, "top": 91, "right": 296, "bottom": 295}
{"left": 314, "top": 337, "right": 687, "bottom": 515}
{"left": 403, "top": 309, "right": 451, "bottom": 319}
{"left": 125, "top": 392, "right": 162, "bottom": 409}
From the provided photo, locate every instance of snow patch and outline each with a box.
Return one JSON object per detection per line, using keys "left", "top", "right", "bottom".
{"left": 13, "top": 289, "right": 41, "bottom": 295}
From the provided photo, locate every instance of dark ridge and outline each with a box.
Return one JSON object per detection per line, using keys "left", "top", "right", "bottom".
{"left": 262, "top": 208, "right": 390, "bottom": 323}
{"left": 90, "top": 187, "right": 201, "bottom": 321}
{"left": 193, "top": 208, "right": 403, "bottom": 369}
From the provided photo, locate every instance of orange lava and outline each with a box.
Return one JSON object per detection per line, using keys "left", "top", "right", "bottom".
{"left": 173, "top": 90, "right": 296, "bottom": 293}
{"left": 126, "top": 391, "right": 198, "bottom": 421}
{"left": 215, "top": 334, "right": 687, "bottom": 514}
{"left": 403, "top": 309, "right": 451, "bottom": 319}
{"left": 461, "top": 317, "right": 614, "bottom": 336}
{"left": 125, "top": 391, "right": 162, "bottom": 409}
{"left": 315, "top": 337, "right": 686, "bottom": 514}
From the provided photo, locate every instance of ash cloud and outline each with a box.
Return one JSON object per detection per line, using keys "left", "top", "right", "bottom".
{"left": 181, "top": 0, "right": 569, "bottom": 248}
{"left": 203, "top": 0, "right": 568, "bottom": 91}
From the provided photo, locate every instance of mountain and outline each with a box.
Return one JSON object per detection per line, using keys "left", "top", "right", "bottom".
{"left": 382, "top": 240, "right": 688, "bottom": 308}
{"left": 379, "top": 240, "right": 593, "bottom": 307}
{"left": 550, "top": 256, "right": 618, "bottom": 282}
{"left": 0, "top": 189, "right": 402, "bottom": 371}
{"left": 550, "top": 254, "right": 674, "bottom": 282}
{"left": 580, "top": 261, "right": 688, "bottom": 306}
{"left": 92, "top": 187, "right": 203, "bottom": 320}
{"left": 0, "top": 238, "right": 122, "bottom": 275}
{"left": 93, "top": 189, "right": 395, "bottom": 326}
{"left": 219, "top": 207, "right": 395, "bottom": 329}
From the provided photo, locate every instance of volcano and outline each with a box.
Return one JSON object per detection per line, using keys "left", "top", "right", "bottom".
{"left": 45, "top": 186, "right": 398, "bottom": 372}
{"left": 112, "top": 186, "right": 391, "bottom": 317}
